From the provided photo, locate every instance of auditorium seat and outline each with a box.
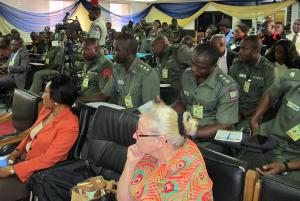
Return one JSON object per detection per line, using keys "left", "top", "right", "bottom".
{"left": 253, "top": 174, "right": 300, "bottom": 201}
{"left": 0, "top": 89, "right": 41, "bottom": 155}
{"left": 200, "top": 147, "right": 257, "bottom": 201}
{"left": 29, "top": 105, "right": 138, "bottom": 200}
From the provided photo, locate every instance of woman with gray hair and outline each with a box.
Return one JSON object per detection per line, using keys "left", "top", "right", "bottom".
{"left": 117, "top": 103, "right": 213, "bottom": 201}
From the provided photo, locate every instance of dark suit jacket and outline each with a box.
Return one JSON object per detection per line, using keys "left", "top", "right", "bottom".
{"left": 8, "top": 47, "right": 29, "bottom": 88}
{"left": 226, "top": 49, "right": 238, "bottom": 72}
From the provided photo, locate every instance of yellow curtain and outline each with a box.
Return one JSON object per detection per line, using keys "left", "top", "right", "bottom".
{"left": 149, "top": 0, "right": 296, "bottom": 27}
{"left": 0, "top": 17, "right": 31, "bottom": 42}
{"left": 145, "top": 6, "right": 173, "bottom": 24}
{"left": 70, "top": 3, "right": 91, "bottom": 32}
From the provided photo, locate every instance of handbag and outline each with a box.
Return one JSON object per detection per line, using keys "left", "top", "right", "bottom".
{"left": 71, "top": 176, "right": 117, "bottom": 201}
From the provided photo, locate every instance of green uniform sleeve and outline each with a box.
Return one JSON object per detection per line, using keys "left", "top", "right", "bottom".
{"left": 98, "top": 60, "right": 114, "bottom": 90}
{"left": 262, "top": 65, "right": 275, "bottom": 93}
{"left": 141, "top": 70, "right": 160, "bottom": 103}
{"left": 177, "top": 45, "right": 192, "bottom": 66}
{"left": 216, "top": 84, "right": 239, "bottom": 124}
{"left": 89, "top": 23, "right": 101, "bottom": 40}
{"left": 268, "top": 78, "right": 285, "bottom": 102}
{"left": 101, "top": 73, "right": 116, "bottom": 98}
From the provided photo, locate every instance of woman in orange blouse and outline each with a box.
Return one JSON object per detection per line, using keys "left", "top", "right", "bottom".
{"left": 117, "top": 104, "right": 213, "bottom": 201}
{"left": 0, "top": 75, "right": 79, "bottom": 201}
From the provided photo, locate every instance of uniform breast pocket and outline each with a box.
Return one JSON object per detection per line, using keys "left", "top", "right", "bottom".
{"left": 249, "top": 78, "right": 264, "bottom": 97}
{"left": 284, "top": 98, "right": 300, "bottom": 121}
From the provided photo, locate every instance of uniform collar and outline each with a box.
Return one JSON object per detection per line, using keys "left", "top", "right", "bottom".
{"left": 199, "top": 67, "right": 219, "bottom": 88}
{"left": 125, "top": 58, "right": 139, "bottom": 74}
{"left": 254, "top": 55, "right": 263, "bottom": 69}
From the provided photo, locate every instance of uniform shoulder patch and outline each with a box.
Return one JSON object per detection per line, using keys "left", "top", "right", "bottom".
{"left": 218, "top": 72, "right": 234, "bottom": 86}
{"left": 282, "top": 68, "right": 300, "bottom": 81}
{"left": 137, "top": 61, "right": 152, "bottom": 73}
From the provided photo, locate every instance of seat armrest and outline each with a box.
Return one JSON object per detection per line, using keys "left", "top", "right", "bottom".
{"left": 0, "top": 130, "right": 28, "bottom": 148}
{"left": 243, "top": 170, "right": 260, "bottom": 201}
{"left": 0, "top": 112, "right": 12, "bottom": 124}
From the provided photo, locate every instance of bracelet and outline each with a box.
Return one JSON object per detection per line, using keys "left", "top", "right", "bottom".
{"left": 283, "top": 160, "right": 290, "bottom": 172}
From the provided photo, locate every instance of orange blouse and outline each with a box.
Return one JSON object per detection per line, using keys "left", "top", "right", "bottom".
{"left": 14, "top": 106, "right": 79, "bottom": 182}
{"left": 129, "top": 139, "right": 213, "bottom": 201}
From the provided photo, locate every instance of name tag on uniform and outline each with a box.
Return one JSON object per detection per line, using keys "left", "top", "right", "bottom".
{"left": 287, "top": 124, "right": 300, "bottom": 142}
{"left": 243, "top": 80, "right": 251, "bottom": 93}
{"left": 252, "top": 76, "right": 264, "bottom": 80}
{"left": 45, "top": 58, "right": 50, "bottom": 65}
{"left": 229, "top": 90, "right": 238, "bottom": 101}
{"left": 239, "top": 73, "right": 247, "bottom": 78}
{"left": 287, "top": 101, "right": 300, "bottom": 112}
{"left": 82, "top": 76, "right": 89, "bottom": 88}
{"left": 162, "top": 68, "right": 168, "bottom": 79}
{"left": 192, "top": 105, "right": 203, "bottom": 119}
{"left": 125, "top": 96, "right": 133, "bottom": 109}
{"left": 118, "top": 80, "right": 125, "bottom": 85}
{"left": 183, "top": 90, "right": 189, "bottom": 96}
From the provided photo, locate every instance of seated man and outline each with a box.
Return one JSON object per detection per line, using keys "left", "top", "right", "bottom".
{"left": 174, "top": 43, "right": 239, "bottom": 141}
{"left": 0, "top": 37, "right": 29, "bottom": 91}
{"left": 0, "top": 36, "right": 11, "bottom": 66}
{"left": 151, "top": 36, "right": 192, "bottom": 91}
{"left": 244, "top": 68, "right": 300, "bottom": 179}
{"left": 80, "top": 38, "right": 113, "bottom": 96}
{"left": 229, "top": 35, "right": 275, "bottom": 130}
{"left": 29, "top": 34, "right": 65, "bottom": 94}
{"left": 77, "top": 33, "right": 160, "bottom": 112}
{"left": 210, "top": 34, "right": 238, "bottom": 74}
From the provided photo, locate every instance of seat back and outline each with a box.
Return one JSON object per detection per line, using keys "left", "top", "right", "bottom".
{"left": 258, "top": 175, "right": 300, "bottom": 201}
{"left": 81, "top": 106, "right": 138, "bottom": 181}
{"left": 201, "top": 148, "right": 248, "bottom": 201}
{"left": 11, "top": 89, "right": 42, "bottom": 132}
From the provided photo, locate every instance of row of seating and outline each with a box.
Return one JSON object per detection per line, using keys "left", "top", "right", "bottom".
{"left": 0, "top": 88, "right": 299, "bottom": 201}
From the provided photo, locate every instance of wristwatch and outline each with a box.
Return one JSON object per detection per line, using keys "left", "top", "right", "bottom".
{"left": 283, "top": 160, "right": 290, "bottom": 172}
{"left": 9, "top": 166, "right": 15, "bottom": 175}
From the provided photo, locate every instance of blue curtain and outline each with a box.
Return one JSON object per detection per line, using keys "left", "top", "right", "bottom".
{"left": 81, "top": 0, "right": 151, "bottom": 25}
{"left": 0, "top": 1, "right": 80, "bottom": 32}
{"left": 154, "top": 2, "right": 207, "bottom": 19}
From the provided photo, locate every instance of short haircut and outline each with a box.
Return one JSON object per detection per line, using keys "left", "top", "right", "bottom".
{"left": 84, "top": 38, "right": 99, "bottom": 47}
{"left": 219, "top": 18, "right": 231, "bottom": 28}
{"left": 210, "top": 34, "right": 225, "bottom": 41}
{"left": 49, "top": 75, "right": 78, "bottom": 107}
{"left": 243, "top": 35, "right": 262, "bottom": 50}
{"left": 207, "top": 24, "right": 218, "bottom": 33}
{"left": 154, "top": 19, "right": 161, "bottom": 27}
{"left": 90, "top": 6, "right": 101, "bottom": 16}
{"left": 116, "top": 33, "right": 138, "bottom": 55}
{"left": 236, "top": 23, "right": 249, "bottom": 34}
{"left": 194, "top": 43, "right": 220, "bottom": 65}
{"left": 181, "top": 35, "right": 194, "bottom": 43}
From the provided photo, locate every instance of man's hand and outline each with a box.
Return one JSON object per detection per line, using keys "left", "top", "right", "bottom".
{"left": 256, "top": 162, "right": 286, "bottom": 176}
{"left": 250, "top": 119, "right": 260, "bottom": 134}
{"left": 0, "top": 167, "right": 12, "bottom": 179}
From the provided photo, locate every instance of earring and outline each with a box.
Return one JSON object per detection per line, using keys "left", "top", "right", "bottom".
{"left": 54, "top": 102, "right": 58, "bottom": 106}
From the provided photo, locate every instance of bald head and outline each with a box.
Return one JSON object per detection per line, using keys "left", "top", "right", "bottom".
{"left": 210, "top": 34, "right": 226, "bottom": 56}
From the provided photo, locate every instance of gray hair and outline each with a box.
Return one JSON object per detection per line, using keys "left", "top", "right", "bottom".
{"left": 141, "top": 104, "right": 198, "bottom": 148}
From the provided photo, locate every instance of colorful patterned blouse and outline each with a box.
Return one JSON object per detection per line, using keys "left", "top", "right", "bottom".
{"left": 129, "top": 139, "right": 213, "bottom": 201}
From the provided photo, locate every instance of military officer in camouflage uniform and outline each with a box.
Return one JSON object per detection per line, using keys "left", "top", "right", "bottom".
{"left": 161, "top": 22, "right": 174, "bottom": 43}
{"left": 29, "top": 35, "right": 65, "bottom": 94}
{"left": 229, "top": 35, "right": 275, "bottom": 129}
{"left": 236, "top": 68, "right": 300, "bottom": 179}
{"left": 133, "top": 24, "right": 147, "bottom": 46}
{"left": 80, "top": 38, "right": 113, "bottom": 96}
{"left": 175, "top": 43, "right": 239, "bottom": 139}
{"left": 151, "top": 36, "right": 192, "bottom": 90}
{"left": 77, "top": 33, "right": 160, "bottom": 112}
{"left": 88, "top": 6, "right": 107, "bottom": 47}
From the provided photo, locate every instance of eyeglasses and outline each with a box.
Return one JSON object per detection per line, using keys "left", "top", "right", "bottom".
{"left": 135, "top": 126, "right": 160, "bottom": 139}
